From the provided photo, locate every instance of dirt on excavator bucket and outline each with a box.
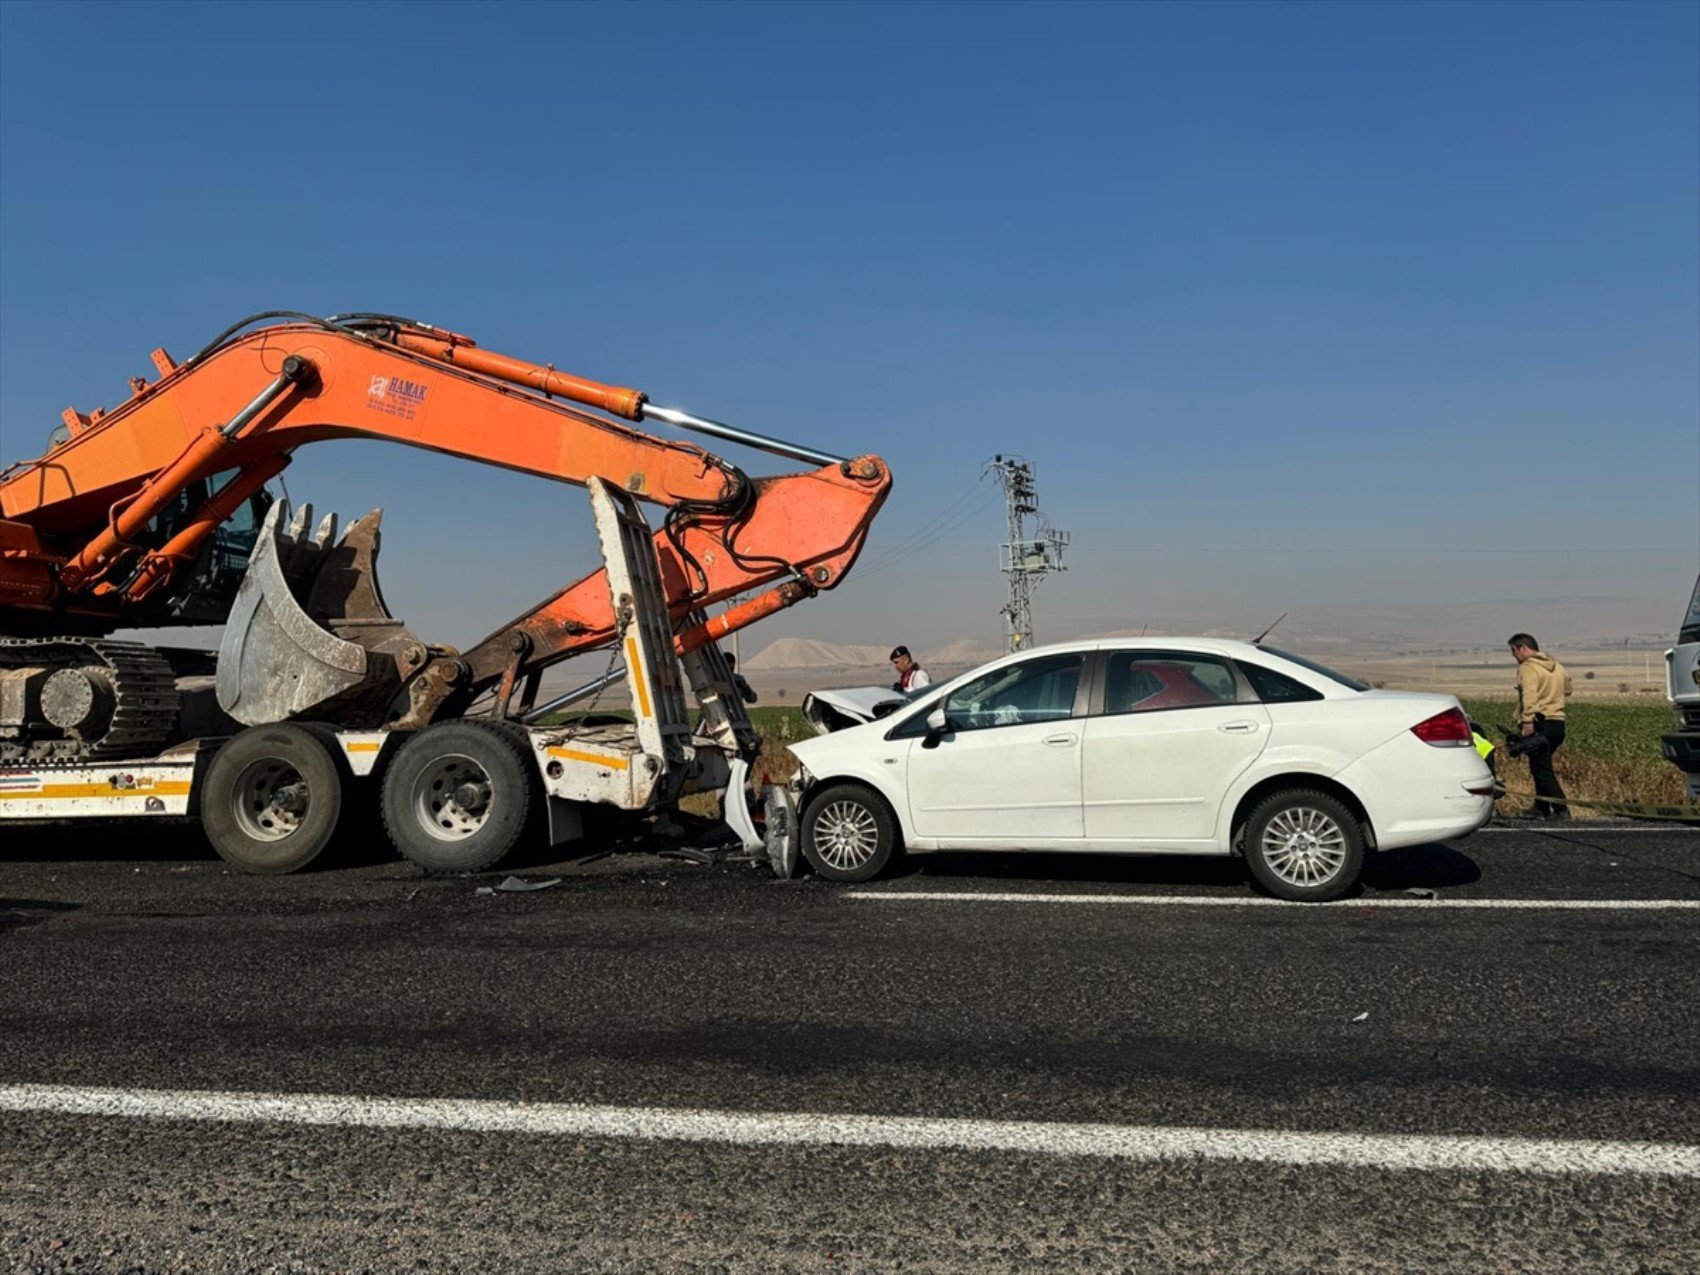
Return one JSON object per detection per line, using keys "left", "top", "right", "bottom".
{"left": 216, "top": 500, "right": 431, "bottom": 727}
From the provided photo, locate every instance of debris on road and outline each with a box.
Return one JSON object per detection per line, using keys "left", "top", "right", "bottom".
{"left": 659, "top": 848, "right": 717, "bottom": 866}
{"left": 496, "top": 876, "right": 563, "bottom": 893}
{"left": 1351, "top": 1012, "right": 1370, "bottom": 1023}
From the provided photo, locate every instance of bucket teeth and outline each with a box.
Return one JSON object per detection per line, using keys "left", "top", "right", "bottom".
{"left": 216, "top": 499, "right": 426, "bottom": 727}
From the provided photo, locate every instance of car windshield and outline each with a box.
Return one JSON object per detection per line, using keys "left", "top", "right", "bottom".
{"left": 1258, "top": 646, "right": 1369, "bottom": 692}
{"left": 1682, "top": 574, "right": 1700, "bottom": 645}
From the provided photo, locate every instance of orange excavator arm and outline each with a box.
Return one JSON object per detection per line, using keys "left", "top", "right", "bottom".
{"left": 0, "top": 312, "right": 890, "bottom": 722}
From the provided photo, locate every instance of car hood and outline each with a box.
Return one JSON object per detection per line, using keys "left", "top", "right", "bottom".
{"left": 800, "top": 685, "right": 913, "bottom": 734}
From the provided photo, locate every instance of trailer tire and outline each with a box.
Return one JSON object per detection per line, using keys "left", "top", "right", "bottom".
{"left": 381, "top": 719, "right": 538, "bottom": 873}
{"left": 201, "top": 724, "right": 348, "bottom": 874}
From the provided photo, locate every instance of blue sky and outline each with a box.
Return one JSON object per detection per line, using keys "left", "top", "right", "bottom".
{"left": 2, "top": 0, "right": 1695, "bottom": 654}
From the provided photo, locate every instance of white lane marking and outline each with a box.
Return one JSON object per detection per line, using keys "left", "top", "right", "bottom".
{"left": 849, "top": 892, "right": 1700, "bottom": 910}
{"left": 0, "top": 1084, "right": 1693, "bottom": 1178}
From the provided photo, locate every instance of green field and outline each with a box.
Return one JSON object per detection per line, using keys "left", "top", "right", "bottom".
{"left": 1457, "top": 698, "right": 1675, "bottom": 764}
{"left": 1457, "top": 697, "right": 1686, "bottom": 816}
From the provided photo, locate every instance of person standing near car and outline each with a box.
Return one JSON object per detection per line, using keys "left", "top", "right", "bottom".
{"left": 1509, "top": 633, "right": 1573, "bottom": 819}
{"left": 890, "top": 645, "right": 931, "bottom": 693}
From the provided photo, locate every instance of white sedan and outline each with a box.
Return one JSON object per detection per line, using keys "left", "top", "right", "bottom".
{"left": 779, "top": 638, "right": 1495, "bottom": 901}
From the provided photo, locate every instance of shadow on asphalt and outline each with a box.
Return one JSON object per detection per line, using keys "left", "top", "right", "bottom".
{"left": 4, "top": 818, "right": 1485, "bottom": 897}
{"left": 1363, "top": 842, "right": 1483, "bottom": 890}
{"left": 1, "top": 820, "right": 211, "bottom": 865}
{"left": 897, "top": 852, "right": 1247, "bottom": 889}
{"left": 0, "top": 811, "right": 690, "bottom": 878}
{"left": 889, "top": 840, "right": 1484, "bottom": 895}
{"left": 0, "top": 817, "right": 407, "bottom": 873}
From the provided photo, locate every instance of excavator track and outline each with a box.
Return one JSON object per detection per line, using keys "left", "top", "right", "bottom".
{"left": 0, "top": 637, "right": 180, "bottom": 763}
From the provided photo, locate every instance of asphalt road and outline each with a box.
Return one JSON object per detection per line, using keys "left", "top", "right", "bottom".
{"left": 2, "top": 821, "right": 1698, "bottom": 1272}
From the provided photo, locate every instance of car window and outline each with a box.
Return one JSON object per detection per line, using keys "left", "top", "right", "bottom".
{"left": 1257, "top": 646, "right": 1368, "bottom": 692}
{"left": 1102, "top": 653, "right": 1238, "bottom": 715}
{"left": 1237, "top": 660, "right": 1323, "bottom": 704}
{"left": 937, "top": 652, "right": 1083, "bottom": 732}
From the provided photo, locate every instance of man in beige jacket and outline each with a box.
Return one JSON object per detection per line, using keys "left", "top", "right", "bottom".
{"left": 1509, "top": 633, "right": 1574, "bottom": 819}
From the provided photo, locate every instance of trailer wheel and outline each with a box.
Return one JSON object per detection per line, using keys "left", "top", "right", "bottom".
{"left": 381, "top": 719, "right": 538, "bottom": 873}
{"left": 201, "top": 724, "right": 347, "bottom": 874}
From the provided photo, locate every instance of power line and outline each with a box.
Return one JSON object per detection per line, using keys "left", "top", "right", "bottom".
{"left": 855, "top": 488, "right": 1002, "bottom": 578}
{"left": 857, "top": 474, "right": 991, "bottom": 571}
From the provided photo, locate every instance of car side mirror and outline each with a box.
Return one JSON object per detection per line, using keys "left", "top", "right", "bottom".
{"left": 926, "top": 707, "right": 948, "bottom": 735}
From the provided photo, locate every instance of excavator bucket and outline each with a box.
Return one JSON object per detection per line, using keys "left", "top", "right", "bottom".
{"left": 217, "top": 499, "right": 427, "bottom": 726}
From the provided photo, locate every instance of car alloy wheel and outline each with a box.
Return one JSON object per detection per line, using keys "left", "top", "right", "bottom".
{"left": 1258, "top": 805, "right": 1349, "bottom": 889}
{"left": 800, "top": 782, "right": 898, "bottom": 882}
{"left": 1243, "top": 788, "right": 1365, "bottom": 902}
{"left": 815, "top": 799, "right": 881, "bottom": 872}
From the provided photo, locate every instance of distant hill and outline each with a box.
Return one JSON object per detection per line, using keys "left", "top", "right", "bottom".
{"left": 743, "top": 596, "right": 1674, "bottom": 672}
{"left": 927, "top": 637, "right": 1002, "bottom": 666}
{"left": 1083, "top": 597, "right": 1674, "bottom": 654}
{"left": 742, "top": 639, "right": 893, "bottom": 671}
{"left": 744, "top": 636, "right": 1003, "bottom": 671}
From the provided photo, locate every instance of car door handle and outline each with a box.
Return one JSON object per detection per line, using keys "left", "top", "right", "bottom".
{"left": 1043, "top": 733, "right": 1078, "bottom": 746}
{"left": 1218, "top": 721, "right": 1260, "bottom": 734}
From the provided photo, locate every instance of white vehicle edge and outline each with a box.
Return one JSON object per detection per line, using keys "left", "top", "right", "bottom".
{"left": 744, "top": 638, "right": 1494, "bottom": 895}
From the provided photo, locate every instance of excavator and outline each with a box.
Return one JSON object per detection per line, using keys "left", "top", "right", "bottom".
{"left": 0, "top": 311, "right": 890, "bottom": 873}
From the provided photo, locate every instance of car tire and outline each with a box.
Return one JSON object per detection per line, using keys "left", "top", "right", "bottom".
{"left": 1243, "top": 788, "right": 1364, "bottom": 902}
{"left": 381, "top": 719, "right": 538, "bottom": 873}
{"left": 201, "top": 723, "right": 348, "bottom": 874}
{"left": 801, "top": 782, "right": 898, "bottom": 882}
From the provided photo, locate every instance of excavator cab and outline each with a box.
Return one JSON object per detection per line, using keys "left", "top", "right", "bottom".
{"left": 151, "top": 478, "right": 274, "bottom": 625}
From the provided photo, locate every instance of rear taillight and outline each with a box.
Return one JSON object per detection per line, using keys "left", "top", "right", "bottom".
{"left": 1411, "top": 708, "right": 1472, "bottom": 747}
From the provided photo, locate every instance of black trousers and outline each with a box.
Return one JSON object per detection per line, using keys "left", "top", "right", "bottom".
{"left": 1528, "top": 719, "right": 1567, "bottom": 817}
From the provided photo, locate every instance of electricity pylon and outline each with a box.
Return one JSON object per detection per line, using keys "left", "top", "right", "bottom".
{"left": 986, "top": 455, "right": 1068, "bottom": 652}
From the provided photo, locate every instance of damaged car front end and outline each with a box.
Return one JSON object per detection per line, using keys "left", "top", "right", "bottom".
{"left": 727, "top": 683, "right": 927, "bottom": 877}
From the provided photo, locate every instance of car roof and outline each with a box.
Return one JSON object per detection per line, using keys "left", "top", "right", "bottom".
{"left": 998, "top": 637, "right": 1275, "bottom": 660}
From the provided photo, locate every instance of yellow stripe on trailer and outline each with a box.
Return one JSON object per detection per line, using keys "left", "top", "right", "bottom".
{"left": 0, "top": 780, "right": 194, "bottom": 801}
{"left": 545, "top": 746, "right": 630, "bottom": 771}
{"left": 625, "top": 635, "right": 652, "bottom": 720}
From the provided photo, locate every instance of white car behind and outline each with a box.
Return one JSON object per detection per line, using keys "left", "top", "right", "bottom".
{"left": 781, "top": 638, "right": 1494, "bottom": 901}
